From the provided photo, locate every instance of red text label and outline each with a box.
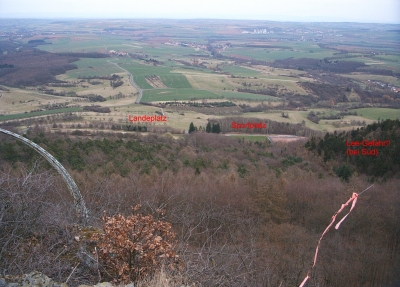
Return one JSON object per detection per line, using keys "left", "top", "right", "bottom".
{"left": 346, "top": 140, "right": 390, "bottom": 147}
{"left": 232, "top": 122, "right": 267, "bottom": 130}
{"left": 345, "top": 139, "right": 390, "bottom": 156}
{"left": 128, "top": 115, "right": 167, "bottom": 122}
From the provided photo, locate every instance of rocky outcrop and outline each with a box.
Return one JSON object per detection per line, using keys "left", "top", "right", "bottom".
{"left": 0, "top": 272, "right": 68, "bottom": 287}
{"left": 0, "top": 272, "right": 134, "bottom": 287}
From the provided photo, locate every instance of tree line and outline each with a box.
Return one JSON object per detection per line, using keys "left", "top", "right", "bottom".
{"left": 189, "top": 122, "right": 221, "bottom": 134}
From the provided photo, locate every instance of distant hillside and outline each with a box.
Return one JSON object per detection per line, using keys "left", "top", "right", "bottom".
{"left": 0, "top": 49, "right": 78, "bottom": 86}
{"left": 0, "top": 44, "right": 109, "bottom": 86}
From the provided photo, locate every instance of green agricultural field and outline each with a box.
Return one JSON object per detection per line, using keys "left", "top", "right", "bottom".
{"left": 373, "top": 55, "right": 400, "bottom": 62}
{"left": 121, "top": 62, "right": 164, "bottom": 89}
{"left": 134, "top": 77, "right": 154, "bottom": 89}
{"left": 139, "top": 44, "right": 196, "bottom": 58}
{"left": 65, "top": 58, "right": 121, "bottom": 78}
{"left": 0, "top": 107, "right": 83, "bottom": 121}
{"left": 352, "top": 108, "right": 400, "bottom": 121}
{"left": 38, "top": 34, "right": 132, "bottom": 53}
{"left": 142, "top": 88, "right": 221, "bottom": 102}
{"left": 213, "top": 90, "right": 281, "bottom": 101}
{"left": 159, "top": 74, "right": 192, "bottom": 88}
{"left": 140, "top": 75, "right": 283, "bottom": 101}
{"left": 221, "top": 43, "right": 335, "bottom": 62}
{"left": 221, "top": 65, "right": 264, "bottom": 77}
{"left": 121, "top": 61, "right": 192, "bottom": 89}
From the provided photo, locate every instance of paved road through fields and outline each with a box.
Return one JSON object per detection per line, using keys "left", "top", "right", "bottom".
{"left": 108, "top": 61, "right": 143, "bottom": 103}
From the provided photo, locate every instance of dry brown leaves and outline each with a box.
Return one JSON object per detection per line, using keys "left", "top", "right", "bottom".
{"left": 91, "top": 205, "right": 178, "bottom": 284}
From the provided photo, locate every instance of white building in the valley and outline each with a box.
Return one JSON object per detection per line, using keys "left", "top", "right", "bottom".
{"left": 242, "top": 29, "right": 269, "bottom": 34}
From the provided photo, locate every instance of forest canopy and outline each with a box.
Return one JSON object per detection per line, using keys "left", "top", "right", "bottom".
{"left": 306, "top": 119, "right": 400, "bottom": 178}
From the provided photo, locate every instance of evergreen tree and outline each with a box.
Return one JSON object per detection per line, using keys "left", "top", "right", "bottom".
{"left": 189, "top": 122, "right": 196, "bottom": 134}
{"left": 334, "top": 163, "right": 353, "bottom": 182}
{"left": 216, "top": 123, "right": 221, "bottom": 133}
{"left": 211, "top": 123, "right": 217, "bottom": 133}
{"left": 212, "top": 123, "right": 221, "bottom": 134}
{"left": 206, "top": 122, "right": 212, "bottom": 133}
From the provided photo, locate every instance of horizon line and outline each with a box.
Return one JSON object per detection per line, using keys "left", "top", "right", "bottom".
{"left": 1, "top": 17, "right": 399, "bottom": 25}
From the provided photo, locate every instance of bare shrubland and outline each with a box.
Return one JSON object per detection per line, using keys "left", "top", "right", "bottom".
{"left": 0, "top": 130, "right": 399, "bottom": 286}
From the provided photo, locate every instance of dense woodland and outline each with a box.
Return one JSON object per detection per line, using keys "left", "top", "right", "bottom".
{"left": 0, "top": 120, "right": 399, "bottom": 286}
{"left": 0, "top": 45, "right": 78, "bottom": 86}
{"left": 0, "top": 41, "right": 110, "bottom": 86}
{"left": 306, "top": 119, "right": 400, "bottom": 178}
{"left": 271, "top": 58, "right": 367, "bottom": 74}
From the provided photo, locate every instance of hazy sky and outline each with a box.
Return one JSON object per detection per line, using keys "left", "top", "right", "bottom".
{"left": 0, "top": 0, "right": 399, "bottom": 23}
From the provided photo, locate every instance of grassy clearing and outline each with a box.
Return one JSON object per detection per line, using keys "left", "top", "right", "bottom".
{"left": 355, "top": 56, "right": 400, "bottom": 72}
{"left": 346, "top": 74, "right": 400, "bottom": 86}
{"left": 221, "top": 65, "right": 264, "bottom": 77}
{"left": 0, "top": 107, "right": 83, "bottom": 121}
{"left": 227, "top": 135, "right": 268, "bottom": 141}
{"left": 180, "top": 72, "right": 235, "bottom": 90}
{"left": 373, "top": 55, "right": 399, "bottom": 62}
{"left": 352, "top": 108, "right": 400, "bottom": 120}
{"left": 56, "top": 73, "right": 138, "bottom": 102}
{"left": 142, "top": 89, "right": 221, "bottom": 102}
{"left": 163, "top": 110, "right": 209, "bottom": 131}
{"left": 0, "top": 88, "right": 73, "bottom": 114}
{"left": 261, "top": 79, "right": 307, "bottom": 94}
{"left": 180, "top": 68, "right": 306, "bottom": 95}
{"left": 0, "top": 78, "right": 138, "bottom": 117}
{"left": 230, "top": 110, "right": 374, "bottom": 133}
{"left": 116, "top": 105, "right": 210, "bottom": 131}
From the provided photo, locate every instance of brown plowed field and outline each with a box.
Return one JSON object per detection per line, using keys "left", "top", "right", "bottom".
{"left": 145, "top": 76, "right": 167, "bottom": 88}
